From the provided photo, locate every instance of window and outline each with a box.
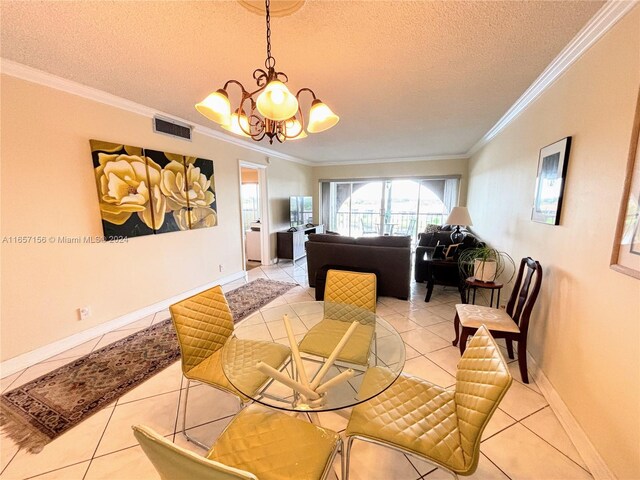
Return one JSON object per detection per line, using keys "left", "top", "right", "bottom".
{"left": 320, "top": 177, "right": 459, "bottom": 239}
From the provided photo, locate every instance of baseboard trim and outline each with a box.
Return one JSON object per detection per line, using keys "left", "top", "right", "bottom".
{"left": 0, "top": 270, "right": 247, "bottom": 378}
{"left": 526, "top": 353, "right": 615, "bottom": 480}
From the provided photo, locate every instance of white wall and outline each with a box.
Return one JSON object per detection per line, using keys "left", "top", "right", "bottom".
{"left": 267, "top": 157, "right": 314, "bottom": 260}
{"left": 0, "top": 74, "right": 311, "bottom": 361}
{"left": 467, "top": 8, "right": 640, "bottom": 478}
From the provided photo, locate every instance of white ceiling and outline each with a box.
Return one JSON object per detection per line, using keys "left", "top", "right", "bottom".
{"left": 0, "top": 0, "right": 604, "bottom": 163}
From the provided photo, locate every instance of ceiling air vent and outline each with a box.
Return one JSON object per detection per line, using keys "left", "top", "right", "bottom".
{"left": 153, "top": 116, "right": 192, "bottom": 141}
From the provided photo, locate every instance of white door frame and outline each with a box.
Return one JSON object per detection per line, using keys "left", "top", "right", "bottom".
{"left": 238, "top": 160, "right": 271, "bottom": 266}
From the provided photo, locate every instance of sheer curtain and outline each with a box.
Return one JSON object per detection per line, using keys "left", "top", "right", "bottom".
{"left": 443, "top": 178, "right": 459, "bottom": 214}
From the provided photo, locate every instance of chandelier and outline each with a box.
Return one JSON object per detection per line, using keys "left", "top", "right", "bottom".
{"left": 195, "top": 0, "right": 339, "bottom": 144}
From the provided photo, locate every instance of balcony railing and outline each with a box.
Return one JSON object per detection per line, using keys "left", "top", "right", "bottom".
{"left": 333, "top": 211, "right": 446, "bottom": 240}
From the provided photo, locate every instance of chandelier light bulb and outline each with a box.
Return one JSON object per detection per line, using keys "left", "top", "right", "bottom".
{"left": 221, "top": 109, "right": 251, "bottom": 137}
{"left": 307, "top": 99, "right": 340, "bottom": 133}
{"left": 195, "top": 89, "right": 232, "bottom": 126}
{"left": 256, "top": 81, "right": 299, "bottom": 121}
{"left": 270, "top": 88, "right": 285, "bottom": 105}
{"left": 285, "top": 117, "right": 307, "bottom": 140}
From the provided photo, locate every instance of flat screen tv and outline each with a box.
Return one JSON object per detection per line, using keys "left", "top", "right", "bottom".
{"left": 290, "top": 196, "right": 313, "bottom": 227}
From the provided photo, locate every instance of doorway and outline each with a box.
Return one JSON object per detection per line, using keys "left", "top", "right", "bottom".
{"left": 239, "top": 162, "right": 270, "bottom": 270}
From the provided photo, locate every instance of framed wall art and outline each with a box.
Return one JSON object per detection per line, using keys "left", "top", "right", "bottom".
{"left": 90, "top": 140, "right": 155, "bottom": 239}
{"left": 531, "top": 136, "right": 572, "bottom": 225}
{"left": 90, "top": 140, "right": 218, "bottom": 240}
{"left": 611, "top": 88, "right": 640, "bottom": 279}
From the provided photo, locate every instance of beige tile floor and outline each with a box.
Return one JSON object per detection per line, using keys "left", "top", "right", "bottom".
{"left": 0, "top": 260, "right": 592, "bottom": 480}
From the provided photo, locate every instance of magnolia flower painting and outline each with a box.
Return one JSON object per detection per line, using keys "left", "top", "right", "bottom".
{"left": 90, "top": 140, "right": 218, "bottom": 239}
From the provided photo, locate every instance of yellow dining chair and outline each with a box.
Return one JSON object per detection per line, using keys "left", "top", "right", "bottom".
{"left": 298, "top": 270, "right": 377, "bottom": 366}
{"left": 344, "top": 326, "right": 512, "bottom": 479}
{"left": 133, "top": 404, "right": 343, "bottom": 480}
{"left": 170, "top": 286, "right": 290, "bottom": 449}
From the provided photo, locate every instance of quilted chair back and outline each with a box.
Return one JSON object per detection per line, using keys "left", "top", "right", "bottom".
{"left": 133, "top": 425, "right": 256, "bottom": 480}
{"left": 170, "top": 286, "right": 234, "bottom": 374}
{"left": 455, "top": 326, "right": 512, "bottom": 472}
{"left": 505, "top": 257, "right": 543, "bottom": 335}
{"left": 324, "top": 270, "right": 377, "bottom": 324}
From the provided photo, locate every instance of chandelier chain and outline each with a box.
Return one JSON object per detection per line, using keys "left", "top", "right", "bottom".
{"left": 264, "top": 0, "right": 275, "bottom": 69}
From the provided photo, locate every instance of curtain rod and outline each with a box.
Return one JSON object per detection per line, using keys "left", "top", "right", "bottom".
{"left": 318, "top": 175, "right": 461, "bottom": 183}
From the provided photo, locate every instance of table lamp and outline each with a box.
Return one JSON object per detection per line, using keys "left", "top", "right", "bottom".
{"left": 446, "top": 206, "right": 473, "bottom": 243}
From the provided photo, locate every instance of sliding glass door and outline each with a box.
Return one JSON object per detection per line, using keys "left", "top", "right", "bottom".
{"left": 321, "top": 177, "right": 459, "bottom": 240}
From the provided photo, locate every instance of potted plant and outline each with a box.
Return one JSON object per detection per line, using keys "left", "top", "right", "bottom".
{"left": 458, "top": 246, "right": 515, "bottom": 283}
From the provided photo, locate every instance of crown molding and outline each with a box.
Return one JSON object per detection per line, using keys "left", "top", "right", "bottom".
{"left": 0, "top": 58, "right": 311, "bottom": 166}
{"left": 3, "top": 0, "right": 636, "bottom": 168}
{"left": 313, "top": 153, "right": 469, "bottom": 167}
{"left": 467, "top": 0, "right": 638, "bottom": 157}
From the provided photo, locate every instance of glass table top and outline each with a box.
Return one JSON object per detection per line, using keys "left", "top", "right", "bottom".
{"left": 221, "top": 300, "right": 406, "bottom": 412}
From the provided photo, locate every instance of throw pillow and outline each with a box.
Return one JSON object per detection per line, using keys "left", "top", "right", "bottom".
{"left": 423, "top": 224, "right": 441, "bottom": 234}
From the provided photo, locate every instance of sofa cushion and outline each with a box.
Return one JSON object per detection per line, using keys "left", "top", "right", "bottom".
{"left": 419, "top": 231, "right": 453, "bottom": 247}
{"left": 423, "top": 224, "right": 441, "bottom": 234}
{"left": 356, "top": 236, "right": 411, "bottom": 248}
{"left": 307, "top": 233, "right": 356, "bottom": 244}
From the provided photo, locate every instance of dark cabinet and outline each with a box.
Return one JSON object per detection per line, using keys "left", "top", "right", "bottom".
{"left": 277, "top": 224, "right": 324, "bottom": 261}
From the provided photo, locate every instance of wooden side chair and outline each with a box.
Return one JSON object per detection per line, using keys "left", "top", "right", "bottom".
{"left": 344, "top": 326, "right": 512, "bottom": 479}
{"left": 134, "top": 404, "right": 344, "bottom": 480}
{"left": 170, "top": 286, "right": 290, "bottom": 449}
{"left": 453, "top": 257, "right": 542, "bottom": 383}
{"left": 298, "top": 270, "right": 377, "bottom": 366}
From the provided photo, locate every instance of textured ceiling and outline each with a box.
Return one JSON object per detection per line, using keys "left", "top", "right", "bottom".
{"left": 0, "top": 0, "right": 604, "bottom": 163}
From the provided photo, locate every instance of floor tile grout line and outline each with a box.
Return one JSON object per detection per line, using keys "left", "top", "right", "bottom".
{"left": 178, "top": 410, "right": 239, "bottom": 437}
{"left": 86, "top": 442, "right": 140, "bottom": 463}
{"left": 516, "top": 404, "right": 550, "bottom": 423}
{"left": 23, "top": 459, "right": 91, "bottom": 480}
{"left": 482, "top": 451, "right": 514, "bottom": 480}
{"left": 518, "top": 416, "right": 592, "bottom": 475}
{"left": 82, "top": 403, "right": 117, "bottom": 480}
{"left": 89, "top": 334, "right": 106, "bottom": 353}
{"left": 411, "top": 352, "right": 457, "bottom": 381}
{"left": 419, "top": 466, "right": 438, "bottom": 478}
{"left": 85, "top": 409, "right": 237, "bottom": 465}
{"left": 1, "top": 369, "right": 26, "bottom": 394}
{"left": 508, "top": 372, "right": 545, "bottom": 396}
{"left": 0, "top": 447, "right": 19, "bottom": 477}
{"left": 479, "top": 420, "right": 517, "bottom": 444}
{"left": 404, "top": 453, "right": 428, "bottom": 477}
{"left": 116, "top": 385, "right": 183, "bottom": 407}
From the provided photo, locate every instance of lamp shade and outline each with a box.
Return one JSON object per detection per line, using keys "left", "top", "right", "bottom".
{"left": 221, "top": 109, "right": 251, "bottom": 137}
{"left": 307, "top": 99, "right": 339, "bottom": 133}
{"left": 446, "top": 206, "right": 473, "bottom": 226}
{"left": 256, "top": 81, "right": 299, "bottom": 121}
{"left": 195, "top": 89, "right": 231, "bottom": 125}
{"left": 284, "top": 117, "right": 307, "bottom": 140}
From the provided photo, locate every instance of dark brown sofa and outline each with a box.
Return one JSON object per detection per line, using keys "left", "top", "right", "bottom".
{"left": 306, "top": 234, "right": 411, "bottom": 300}
{"left": 414, "top": 227, "right": 483, "bottom": 302}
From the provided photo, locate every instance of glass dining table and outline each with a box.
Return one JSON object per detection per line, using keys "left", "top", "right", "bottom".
{"left": 222, "top": 300, "right": 406, "bottom": 412}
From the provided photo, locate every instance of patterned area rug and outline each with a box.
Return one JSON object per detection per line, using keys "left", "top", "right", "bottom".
{"left": 0, "top": 278, "right": 296, "bottom": 453}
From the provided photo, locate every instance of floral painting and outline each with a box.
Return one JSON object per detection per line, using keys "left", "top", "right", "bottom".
{"left": 185, "top": 157, "right": 218, "bottom": 229}
{"left": 90, "top": 140, "right": 156, "bottom": 239}
{"left": 90, "top": 140, "right": 218, "bottom": 239}
{"left": 144, "top": 150, "right": 188, "bottom": 233}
